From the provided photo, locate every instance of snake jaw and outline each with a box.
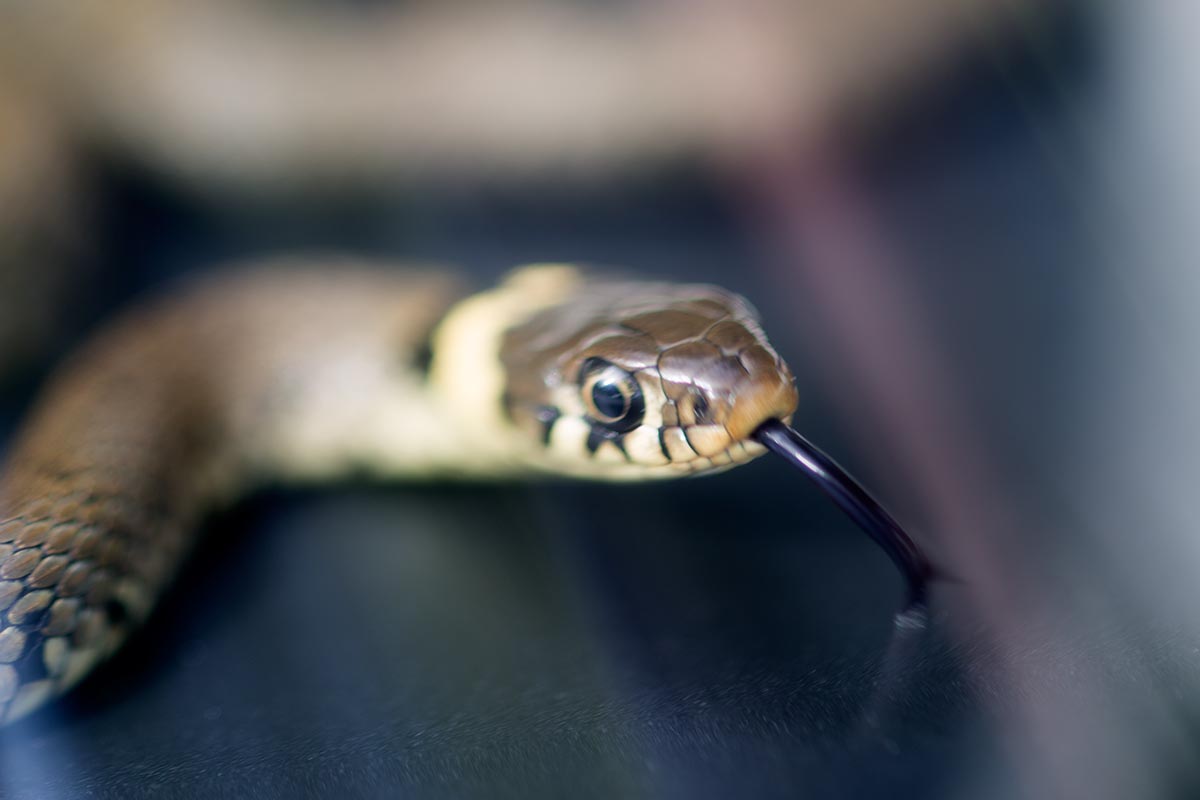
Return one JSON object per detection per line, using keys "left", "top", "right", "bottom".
{"left": 722, "top": 380, "right": 800, "bottom": 442}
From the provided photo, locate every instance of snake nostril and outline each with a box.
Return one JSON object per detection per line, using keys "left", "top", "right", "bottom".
{"left": 692, "top": 395, "right": 710, "bottom": 424}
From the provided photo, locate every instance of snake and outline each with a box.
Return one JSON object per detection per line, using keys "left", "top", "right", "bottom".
{"left": 0, "top": 261, "right": 931, "bottom": 724}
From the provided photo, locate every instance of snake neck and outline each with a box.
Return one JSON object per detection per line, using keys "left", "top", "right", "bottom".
{"left": 0, "top": 264, "right": 575, "bottom": 721}
{"left": 245, "top": 263, "right": 584, "bottom": 483}
{"left": 422, "top": 264, "right": 585, "bottom": 475}
{"left": 2, "top": 264, "right": 582, "bottom": 516}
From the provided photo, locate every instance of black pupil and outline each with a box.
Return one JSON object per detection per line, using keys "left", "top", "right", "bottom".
{"left": 592, "top": 380, "right": 628, "bottom": 419}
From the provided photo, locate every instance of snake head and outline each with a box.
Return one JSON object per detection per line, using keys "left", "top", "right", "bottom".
{"left": 498, "top": 268, "right": 798, "bottom": 479}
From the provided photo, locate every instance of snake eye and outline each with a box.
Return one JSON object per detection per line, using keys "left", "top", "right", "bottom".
{"left": 592, "top": 381, "right": 627, "bottom": 419}
{"left": 580, "top": 359, "right": 644, "bottom": 433}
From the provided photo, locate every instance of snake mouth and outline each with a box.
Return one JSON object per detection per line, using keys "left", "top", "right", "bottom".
{"left": 751, "top": 419, "right": 934, "bottom": 611}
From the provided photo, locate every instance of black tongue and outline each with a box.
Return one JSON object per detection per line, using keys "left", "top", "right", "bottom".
{"left": 752, "top": 419, "right": 934, "bottom": 613}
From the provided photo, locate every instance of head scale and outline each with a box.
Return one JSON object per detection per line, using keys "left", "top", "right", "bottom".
{"left": 499, "top": 274, "right": 798, "bottom": 479}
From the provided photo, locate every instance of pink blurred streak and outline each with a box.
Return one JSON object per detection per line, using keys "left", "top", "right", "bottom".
{"left": 736, "top": 140, "right": 1153, "bottom": 798}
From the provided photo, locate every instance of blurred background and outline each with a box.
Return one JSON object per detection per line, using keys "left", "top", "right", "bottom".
{"left": 1, "top": 0, "right": 1198, "bottom": 797}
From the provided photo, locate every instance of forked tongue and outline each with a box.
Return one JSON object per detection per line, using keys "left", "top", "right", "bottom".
{"left": 752, "top": 419, "right": 935, "bottom": 621}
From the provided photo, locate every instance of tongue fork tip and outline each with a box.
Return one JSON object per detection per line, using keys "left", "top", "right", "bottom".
{"left": 751, "top": 418, "right": 936, "bottom": 614}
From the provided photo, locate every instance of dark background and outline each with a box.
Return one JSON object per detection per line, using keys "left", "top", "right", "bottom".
{"left": 3, "top": 4, "right": 1200, "bottom": 798}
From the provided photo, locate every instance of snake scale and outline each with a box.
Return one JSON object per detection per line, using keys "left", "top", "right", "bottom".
{"left": 0, "top": 261, "right": 832, "bottom": 723}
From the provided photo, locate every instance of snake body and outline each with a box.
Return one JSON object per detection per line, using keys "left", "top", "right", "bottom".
{"left": 0, "top": 262, "right": 798, "bottom": 723}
